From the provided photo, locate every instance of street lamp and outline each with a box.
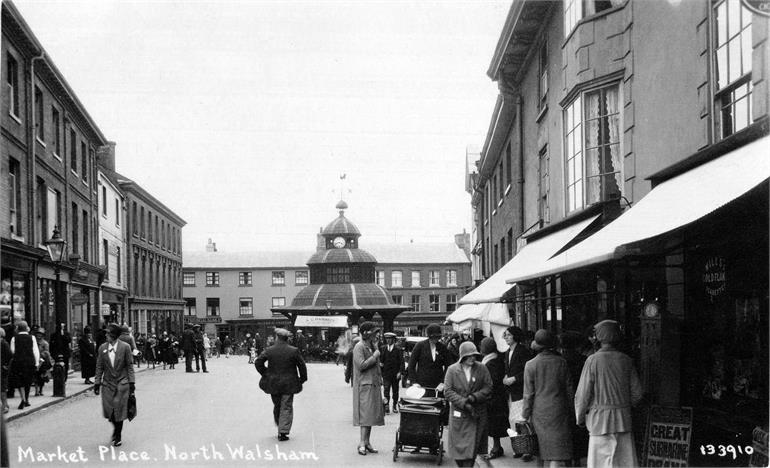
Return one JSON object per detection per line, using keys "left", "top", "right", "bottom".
{"left": 44, "top": 226, "right": 67, "bottom": 325}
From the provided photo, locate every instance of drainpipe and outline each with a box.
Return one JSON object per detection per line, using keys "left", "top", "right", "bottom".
{"left": 516, "top": 94, "right": 525, "bottom": 235}
{"left": 29, "top": 52, "right": 46, "bottom": 246}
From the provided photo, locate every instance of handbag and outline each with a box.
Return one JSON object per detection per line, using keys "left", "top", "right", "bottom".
{"left": 127, "top": 394, "right": 137, "bottom": 421}
{"left": 511, "top": 421, "right": 539, "bottom": 455}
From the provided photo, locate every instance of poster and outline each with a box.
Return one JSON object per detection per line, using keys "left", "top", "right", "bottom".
{"left": 644, "top": 406, "right": 693, "bottom": 468}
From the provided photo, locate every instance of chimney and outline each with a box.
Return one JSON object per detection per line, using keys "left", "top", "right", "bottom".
{"left": 317, "top": 228, "right": 325, "bottom": 251}
{"left": 455, "top": 229, "right": 470, "bottom": 258}
{"left": 97, "top": 141, "right": 117, "bottom": 172}
{"left": 206, "top": 238, "right": 217, "bottom": 252}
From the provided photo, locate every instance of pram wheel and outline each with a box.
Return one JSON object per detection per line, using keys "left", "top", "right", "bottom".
{"left": 393, "top": 430, "right": 399, "bottom": 461}
{"left": 436, "top": 441, "right": 443, "bottom": 465}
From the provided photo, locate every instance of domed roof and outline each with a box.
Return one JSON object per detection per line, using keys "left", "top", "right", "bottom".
{"left": 322, "top": 211, "right": 361, "bottom": 237}
{"left": 289, "top": 283, "right": 404, "bottom": 309}
{"left": 307, "top": 248, "right": 377, "bottom": 265}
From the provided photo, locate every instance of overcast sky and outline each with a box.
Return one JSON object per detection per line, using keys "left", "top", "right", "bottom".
{"left": 14, "top": 0, "right": 509, "bottom": 252}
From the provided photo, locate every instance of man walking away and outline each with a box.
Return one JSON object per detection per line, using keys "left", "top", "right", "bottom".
{"left": 575, "top": 320, "right": 643, "bottom": 468}
{"left": 255, "top": 328, "right": 307, "bottom": 441}
{"left": 379, "top": 332, "right": 404, "bottom": 414}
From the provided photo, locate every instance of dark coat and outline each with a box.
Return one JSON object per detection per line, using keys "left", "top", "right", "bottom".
{"left": 255, "top": 340, "right": 307, "bottom": 395}
{"left": 407, "top": 339, "right": 450, "bottom": 388}
{"left": 9, "top": 333, "right": 37, "bottom": 388}
{"left": 0, "top": 339, "right": 11, "bottom": 391}
{"left": 482, "top": 353, "right": 510, "bottom": 438}
{"left": 444, "top": 361, "right": 493, "bottom": 460}
{"left": 94, "top": 340, "right": 136, "bottom": 422}
{"left": 181, "top": 329, "right": 195, "bottom": 353}
{"left": 503, "top": 342, "right": 531, "bottom": 402}
{"left": 49, "top": 331, "right": 71, "bottom": 360}
{"left": 78, "top": 336, "right": 97, "bottom": 379}
{"left": 379, "top": 343, "right": 404, "bottom": 379}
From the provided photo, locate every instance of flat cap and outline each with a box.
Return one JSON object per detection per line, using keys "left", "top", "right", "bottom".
{"left": 274, "top": 328, "right": 292, "bottom": 337}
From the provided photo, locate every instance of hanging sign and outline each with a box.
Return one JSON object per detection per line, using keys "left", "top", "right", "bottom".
{"left": 703, "top": 256, "right": 726, "bottom": 297}
{"left": 644, "top": 406, "right": 693, "bottom": 467}
{"left": 71, "top": 292, "right": 89, "bottom": 306}
{"left": 742, "top": 0, "right": 770, "bottom": 16}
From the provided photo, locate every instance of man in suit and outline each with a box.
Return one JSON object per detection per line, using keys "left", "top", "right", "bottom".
{"left": 193, "top": 324, "right": 208, "bottom": 373}
{"left": 379, "top": 332, "right": 404, "bottom": 414}
{"left": 255, "top": 328, "right": 307, "bottom": 441}
{"left": 407, "top": 323, "right": 450, "bottom": 390}
{"left": 181, "top": 324, "right": 196, "bottom": 372}
{"left": 94, "top": 324, "right": 136, "bottom": 447}
{"left": 502, "top": 325, "right": 533, "bottom": 461}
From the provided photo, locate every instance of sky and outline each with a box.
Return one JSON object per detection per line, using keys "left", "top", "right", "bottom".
{"left": 13, "top": 0, "right": 510, "bottom": 253}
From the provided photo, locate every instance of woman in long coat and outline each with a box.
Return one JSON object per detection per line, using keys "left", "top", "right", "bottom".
{"left": 94, "top": 324, "right": 135, "bottom": 447}
{"left": 352, "top": 322, "right": 384, "bottom": 456}
{"left": 479, "top": 337, "right": 509, "bottom": 459}
{"left": 78, "top": 326, "right": 96, "bottom": 384}
{"left": 8, "top": 321, "right": 39, "bottom": 409}
{"left": 521, "top": 329, "right": 573, "bottom": 467}
{"left": 444, "top": 341, "right": 492, "bottom": 467}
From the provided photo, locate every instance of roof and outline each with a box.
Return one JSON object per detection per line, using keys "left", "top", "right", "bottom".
{"left": 183, "top": 250, "right": 311, "bottom": 269}
{"left": 113, "top": 171, "right": 187, "bottom": 226}
{"left": 284, "top": 283, "right": 411, "bottom": 311}
{"left": 322, "top": 212, "right": 361, "bottom": 237}
{"left": 307, "top": 248, "right": 377, "bottom": 265}
{"left": 365, "top": 242, "right": 470, "bottom": 265}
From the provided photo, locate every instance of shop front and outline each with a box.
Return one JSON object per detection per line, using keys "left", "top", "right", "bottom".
{"left": 0, "top": 241, "right": 43, "bottom": 328}
{"left": 70, "top": 264, "right": 103, "bottom": 336}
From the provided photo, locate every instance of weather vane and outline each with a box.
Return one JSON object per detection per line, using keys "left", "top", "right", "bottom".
{"left": 333, "top": 172, "right": 351, "bottom": 200}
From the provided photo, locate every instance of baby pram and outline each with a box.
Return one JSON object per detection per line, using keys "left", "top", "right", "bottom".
{"left": 392, "top": 387, "right": 444, "bottom": 464}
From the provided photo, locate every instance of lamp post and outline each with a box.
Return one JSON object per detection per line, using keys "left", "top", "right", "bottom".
{"left": 44, "top": 226, "right": 67, "bottom": 325}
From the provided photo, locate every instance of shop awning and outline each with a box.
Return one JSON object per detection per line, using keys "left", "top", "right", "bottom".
{"left": 294, "top": 315, "right": 349, "bottom": 328}
{"left": 459, "top": 214, "right": 600, "bottom": 304}
{"left": 506, "top": 136, "right": 770, "bottom": 283}
{"left": 446, "top": 302, "right": 511, "bottom": 326}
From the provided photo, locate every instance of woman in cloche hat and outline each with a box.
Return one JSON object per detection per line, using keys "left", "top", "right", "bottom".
{"left": 351, "top": 322, "right": 384, "bottom": 456}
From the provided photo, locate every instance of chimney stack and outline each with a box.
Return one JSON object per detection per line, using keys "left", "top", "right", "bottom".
{"left": 455, "top": 229, "right": 470, "bottom": 258}
{"left": 206, "top": 238, "right": 217, "bottom": 252}
{"left": 97, "top": 141, "right": 117, "bottom": 172}
{"left": 317, "top": 228, "right": 325, "bottom": 251}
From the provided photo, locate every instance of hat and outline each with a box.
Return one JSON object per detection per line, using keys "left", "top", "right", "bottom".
{"left": 34, "top": 327, "right": 45, "bottom": 335}
{"left": 296, "top": 329, "right": 303, "bottom": 334}
{"left": 594, "top": 320, "right": 621, "bottom": 345}
{"left": 479, "top": 336, "right": 497, "bottom": 355}
{"left": 531, "top": 329, "right": 557, "bottom": 351}
{"left": 383, "top": 332, "right": 397, "bottom": 339}
{"left": 274, "top": 328, "right": 291, "bottom": 338}
{"left": 426, "top": 323, "right": 442, "bottom": 338}
{"left": 107, "top": 324, "right": 122, "bottom": 339}
{"left": 506, "top": 326, "right": 524, "bottom": 342}
{"left": 359, "top": 321, "right": 380, "bottom": 338}
{"left": 193, "top": 323, "right": 201, "bottom": 329}
{"left": 458, "top": 341, "right": 482, "bottom": 362}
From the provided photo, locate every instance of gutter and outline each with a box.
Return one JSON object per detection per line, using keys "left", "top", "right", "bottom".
{"left": 28, "top": 52, "right": 45, "bottom": 247}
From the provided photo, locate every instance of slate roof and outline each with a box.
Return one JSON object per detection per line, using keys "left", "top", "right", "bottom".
{"left": 306, "top": 248, "right": 377, "bottom": 265}
{"left": 183, "top": 250, "right": 311, "bottom": 269}
{"left": 322, "top": 212, "right": 361, "bottom": 237}
{"left": 286, "top": 283, "right": 410, "bottom": 311}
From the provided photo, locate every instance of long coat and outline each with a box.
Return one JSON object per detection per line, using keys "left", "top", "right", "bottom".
{"left": 255, "top": 340, "right": 307, "bottom": 395}
{"left": 521, "top": 350, "right": 573, "bottom": 461}
{"left": 503, "top": 342, "right": 531, "bottom": 402}
{"left": 9, "top": 333, "right": 38, "bottom": 388}
{"left": 482, "top": 353, "right": 510, "bottom": 438}
{"left": 407, "top": 339, "right": 450, "bottom": 388}
{"left": 443, "top": 361, "right": 492, "bottom": 460}
{"left": 94, "top": 340, "right": 136, "bottom": 422}
{"left": 379, "top": 343, "right": 404, "bottom": 380}
{"left": 352, "top": 341, "right": 384, "bottom": 426}
{"left": 78, "top": 336, "right": 96, "bottom": 379}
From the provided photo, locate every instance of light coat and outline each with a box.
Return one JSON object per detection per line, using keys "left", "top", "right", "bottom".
{"left": 352, "top": 341, "right": 384, "bottom": 426}
{"left": 94, "top": 339, "right": 136, "bottom": 421}
{"left": 443, "top": 361, "right": 492, "bottom": 461}
{"left": 521, "top": 350, "right": 574, "bottom": 461}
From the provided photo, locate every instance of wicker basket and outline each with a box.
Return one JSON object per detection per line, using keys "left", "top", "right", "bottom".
{"left": 511, "top": 421, "right": 539, "bottom": 455}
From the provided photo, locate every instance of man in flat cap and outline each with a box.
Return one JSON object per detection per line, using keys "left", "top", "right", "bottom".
{"left": 255, "top": 328, "right": 308, "bottom": 441}
{"left": 379, "top": 332, "right": 404, "bottom": 414}
{"left": 575, "top": 320, "right": 643, "bottom": 467}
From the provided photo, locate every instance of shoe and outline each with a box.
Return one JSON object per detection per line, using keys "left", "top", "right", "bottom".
{"left": 186, "top": 370, "right": 194, "bottom": 373}
{"left": 18, "top": 401, "right": 24, "bottom": 410}
{"left": 384, "top": 407, "right": 390, "bottom": 414}
{"left": 513, "top": 453, "right": 523, "bottom": 458}
{"left": 357, "top": 446, "right": 367, "bottom": 456}
{"left": 278, "top": 434, "right": 289, "bottom": 441}
{"left": 522, "top": 454, "right": 533, "bottom": 462}
{"left": 365, "top": 445, "right": 378, "bottom": 454}
{"left": 202, "top": 370, "right": 209, "bottom": 373}
{"left": 24, "top": 401, "right": 30, "bottom": 407}
{"left": 113, "top": 439, "right": 122, "bottom": 447}
{"left": 487, "top": 448, "right": 503, "bottom": 459}
{"left": 393, "top": 405, "right": 399, "bottom": 414}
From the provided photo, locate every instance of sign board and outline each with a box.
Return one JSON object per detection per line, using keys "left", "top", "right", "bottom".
{"left": 749, "top": 426, "right": 769, "bottom": 467}
{"left": 294, "top": 315, "right": 349, "bottom": 328}
{"left": 71, "top": 292, "right": 89, "bottom": 306}
{"left": 644, "top": 406, "right": 693, "bottom": 467}
{"left": 183, "top": 316, "right": 222, "bottom": 324}
{"left": 742, "top": 0, "right": 770, "bottom": 16}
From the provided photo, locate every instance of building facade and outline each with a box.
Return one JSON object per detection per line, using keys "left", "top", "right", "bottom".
{"left": 467, "top": 0, "right": 768, "bottom": 465}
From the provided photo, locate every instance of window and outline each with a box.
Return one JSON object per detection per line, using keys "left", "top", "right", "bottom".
{"left": 539, "top": 146, "right": 551, "bottom": 223}
{"left": 154, "top": 215, "right": 159, "bottom": 243}
{"left": 205, "top": 272, "right": 219, "bottom": 286}
{"left": 161, "top": 220, "right": 165, "bottom": 248}
{"left": 411, "top": 295, "right": 421, "bottom": 312}
{"left": 507, "top": 228, "right": 514, "bottom": 260}
{"left": 183, "top": 272, "right": 195, "bottom": 287}
{"left": 140, "top": 206, "right": 145, "bottom": 237}
{"left": 206, "top": 298, "right": 220, "bottom": 316}
{"left": 102, "top": 187, "right": 108, "bottom": 216}
{"left": 411, "top": 271, "right": 421, "bottom": 287}
{"left": 391, "top": 295, "right": 403, "bottom": 305}
{"left": 239, "top": 297, "right": 253, "bottom": 316}
{"left": 71, "top": 203, "right": 79, "bottom": 254}
{"left": 429, "top": 294, "right": 440, "bottom": 312}
{"left": 8, "top": 159, "right": 21, "bottom": 236}
{"left": 272, "top": 271, "right": 285, "bottom": 286}
{"left": 714, "top": 0, "right": 753, "bottom": 138}
{"left": 295, "top": 270, "right": 308, "bottom": 285}
{"left": 82, "top": 210, "right": 89, "bottom": 262}
{"left": 446, "top": 270, "right": 457, "bottom": 287}
{"left": 115, "top": 199, "right": 120, "bottom": 226}
{"left": 505, "top": 142, "right": 512, "bottom": 187}
{"left": 47, "top": 189, "right": 60, "bottom": 244}
{"left": 502, "top": 236, "right": 507, "bottom": 265}
{"left": 539, "top": 38, "right": 549, "bottom": 109}
{"left": 81, "top": 142, "right": 88, "bottom": 184}
{"left": 391, "top": 271, "right": 402, "bottom": 288}
{"left": 132, "top": 202, "right": 137, "bottom": 235}
{"left": 446, "top": 294, "right": 457, "bottom": 312}
{"left": 35, "top": 87, "right": 44, "bottom": 141}
{"left": 103, "top": 239, "right": 109, "bottom": 279}
{"left": 52, "top": 107, "right": 60, "bottom": 155}
{"left": 6, "top": 53, "right": 19, "bottom": 117}
{"left": 564, "top": 83, "right": 622, "bottom": 213}
{"left": 70, "top": 129, "right": 77, "bottom": 172}
{"left": 376, "top": 271, "right": 385, "bottom": 287}
{"left": 429, "top": 270, "right": 440, "bottom": 287}
{"left": 184, "top": 298, "right": 196, "bottom": 316}
{"left": 326, "top": 266, "right": 350, "bottom": 283}
{"left": 494, "top": 244, "right": 499, "bottom": 272}
{"left": 239, "top": 272, "right": 252, "bottom": 286}
{"left": 564, "top": 0, "right": 618, "bottom": 36}
{"left": 272, "top": 297, "right": 286, "bottom": 308}
{"left": 116, "top": 246, "right": 121, "bottom": 283}
{"left": 498, "top": 162, "right": 504, "bottom": 200}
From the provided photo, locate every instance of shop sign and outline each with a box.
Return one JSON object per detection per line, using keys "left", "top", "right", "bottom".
{"left": 71, "top": 292, "right": 89, "bottom": 306}
{"left": 184, "top": 316, "right": 222, "bottom": 324}
{"left": 703, "top": 256, "right": 726, "bottom": 297}
{"left": 644, "top": 406, "right": 693, "bottom": 467}
{"left": 742, "top": 0, "right": 770, "bottom": 16}
{"left": 749, "top": 426, "right": 769, "bottom": 467}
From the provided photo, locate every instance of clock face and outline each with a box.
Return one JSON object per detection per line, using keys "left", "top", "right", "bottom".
{"left": 643, "top": 302, "right": 660, "bottom": 318}
{"left": 333, "top": 237, "right": 346, "bottom": 249}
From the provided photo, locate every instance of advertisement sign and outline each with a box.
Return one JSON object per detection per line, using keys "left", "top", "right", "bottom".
{"left": 644, "top": 406, "right": 693, "bottom": 467}
{"left": 294, "top": 315, "right": 349, "bottom": 328}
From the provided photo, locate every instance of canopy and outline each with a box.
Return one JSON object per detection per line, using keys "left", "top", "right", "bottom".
{"left": 506, "top": 136, "right": 770, "bottom": 283}
{"left": 294, "top": 315, "right": 349, "bottom": 328}
{"left": 460, "top": 214, "right": 600, "bottom": 304}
